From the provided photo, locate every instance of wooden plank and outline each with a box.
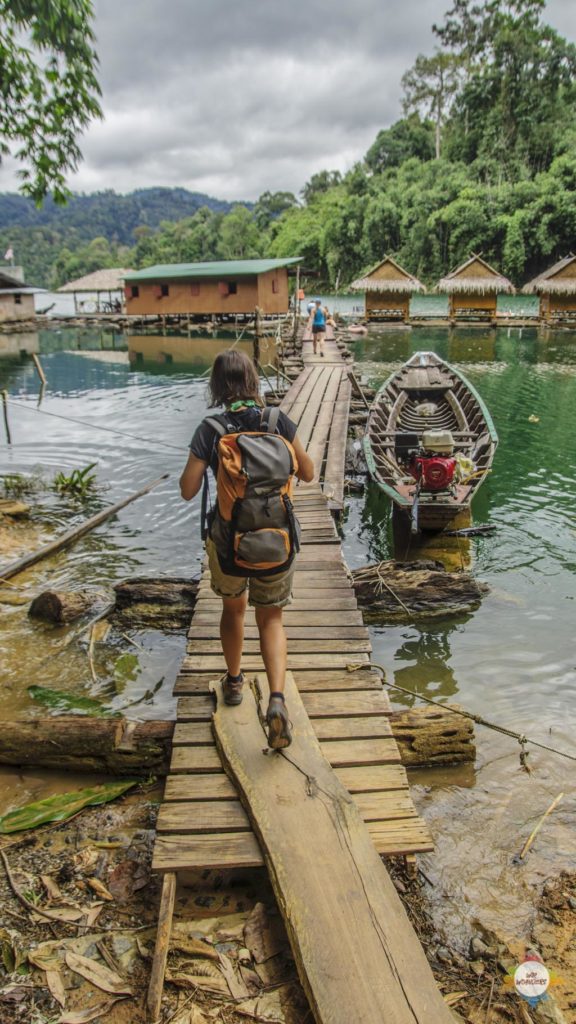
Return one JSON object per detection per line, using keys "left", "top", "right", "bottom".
{"left": 157, "top": 800, "right": 250, "bottom": 833}
{"left": 147, "top": 872, "right": 176, "bottom": 1020}
{"left": 164, "top": 773, "right": 236, "bottom": 801}
{"left": 174, "top": 668, "right": 382, "bottom": 694}
{"left": 318, "top": 737, "right": 401, "bottom": 766}
{"left": 190, "top": 612, "right": 364, "bottom": 627}
{"left": 185, "top": 639, "right": 371, "bottom": 655}
{"left": 187, "top": 625, "right": 370, "bottom": 641}
{"left": 180, "top": 653, "right": 369, "bottom": 672}
{"left": 163, "top": 765, "right": 410, "bottom": 801}
{"left": 193, "top": 597, "right": 358, "bottom": 611}
{"left": 152, "top": 819, "right": 434, "bottom": 871}
{"left": 312, "top": 716, "right": 392, "bottom": 740}
{"left": 335, "top": 764, "right": 409, "bottom": 791}
{"left": 209, "top": 672, "right": 449, "bottom": 1024}
{"left": 176, "top": 689, "right": 389, "bottom": 722}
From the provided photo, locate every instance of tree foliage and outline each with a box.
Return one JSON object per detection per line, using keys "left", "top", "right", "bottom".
{"left": 0, "top": 0, "right": 103, "bottom": 203}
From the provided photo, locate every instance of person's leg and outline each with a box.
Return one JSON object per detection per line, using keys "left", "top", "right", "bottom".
{"left": 220, "top": 592, "right": 247, "bottom": 678}
{"left": 312, "top": 328, "right": 318, "bottom": 354}
{"left": 255, "top": 605, "right": 286, "bottom": 695}
{"left": 318, "top": 329, "right": 325, "bottom": 356}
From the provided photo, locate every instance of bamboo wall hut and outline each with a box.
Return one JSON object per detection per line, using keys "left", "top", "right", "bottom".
{"left": 0, "top": 267, "right": 42, "bottom": 323}
{"left": 437, "top": 255, "right": 514, "bottom": 322}
{"left": 124, "top": 259, "right": 302, "bottom": 319}
{"left": 351, "top": 256, "right": 425, "bottom": 322}
{"left": 522, "top": 254, "right": 576, "bottom": 324}
{"left": 58, "top": 268, "right": 133, "bottom": 314}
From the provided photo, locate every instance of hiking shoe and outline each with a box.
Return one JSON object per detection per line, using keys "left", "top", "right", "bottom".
{"left": 222, "top": 672, "right": 244, "bottom": 705}
{"left": 266, "top": 694, "right": 292, "bottom": 749}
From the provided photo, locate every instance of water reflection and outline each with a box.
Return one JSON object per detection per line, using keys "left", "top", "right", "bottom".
{"left": 126, "top": 332, "right": 275, "bottom": 373}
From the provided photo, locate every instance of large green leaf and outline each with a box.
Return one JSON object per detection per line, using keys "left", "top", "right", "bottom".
{"left": 113, "top": 652, "right": 140, "bottom": 694}
{"left": 0, "top": 780, "right": 140, "bottom": 834}
{"left": 27, "top": 685, "right": 118, "bottom": 717}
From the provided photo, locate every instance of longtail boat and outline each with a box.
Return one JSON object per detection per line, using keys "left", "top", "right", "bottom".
{"left": 364, "top": 351, "right": 498, "bottom": 532}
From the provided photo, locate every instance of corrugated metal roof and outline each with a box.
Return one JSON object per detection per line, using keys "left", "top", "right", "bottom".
{"left": 124, "top": 258, "right": 302, "bottom": 282}
{"left": 58, "top": 268, "right": 133, "bottom": 293}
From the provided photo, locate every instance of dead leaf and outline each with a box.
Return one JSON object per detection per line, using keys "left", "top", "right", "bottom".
{"left": 443, "top": 991, "right": 468, "bottom": 1006}
{"left": 73, "top": 848, "right": 100, "bottom": 875}
{"left": 169, "top": 935, "right": 219, "bottom": 961}
{"left": 87, "top": 878, "right": 114, "bottom": 901}
{"left": 41, "top": 874, "right": 63, "bottom": 901}
{"left": 46, "top": 970, "right": 67, "bottom": 1008}
{"left": 80, "top": 903, "right": 104, "bottom": 930}
{"left": 218, "top": 951, "right": 250, "bottom": 999}
{"left": 0, "top": 983, "right": 33, "bottom": 1004}
{"left": 235, "top": 984, "right": 293, "bottom": 1022}
{"left": 239, "top": 964, "right": 262, "bottom": 996}
{"left": 107, "top": 859, "right": 149, "bottom": 901}
{"left": 243, "top": 903, "right": 285, "bottom": 963}
{"left": 56, "top": 997, "right": 127, "bottom": 1023}
{"left": 28, "top": 949, "right": 62, "bottom": 973}
{"left": 30, "top": 905, "right": 86, "bottom": 924}
{"left": 165, "top": 969, "right": 229, "bottom": 995}
{"left": 64, "top": 950, "right": 132, "bottom": 996}
{"left": 172, "top": 1006, "right": 211, "bottom": 1024}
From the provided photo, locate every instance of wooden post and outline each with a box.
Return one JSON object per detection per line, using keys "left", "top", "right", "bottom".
{"left": 254, "top": 305, "right": 262, "bottom": 364}
{"left": 2, "top": 390, "right": 11, "bottom": 444}
{"left": 293, "top": 264, "right": 301, "bottom": 343}
{"left": 31, "top": 353, "right": 47, "bottom": 387}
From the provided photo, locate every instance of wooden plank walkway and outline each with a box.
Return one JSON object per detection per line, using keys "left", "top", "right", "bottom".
{"left": 151, "top": 343, "right": 433, "bottom": 876}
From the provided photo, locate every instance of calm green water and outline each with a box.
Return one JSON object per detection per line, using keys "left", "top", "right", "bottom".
{"left": 0, "top": 322, "right": 574, "bottom": 948}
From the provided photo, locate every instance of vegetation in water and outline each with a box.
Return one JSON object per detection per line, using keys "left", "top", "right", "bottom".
{"left": 1, "top": 472, "right": 46, "bottom": 498}
{"left": 27, "top": 685, "right": 118, "bottom": 718}
{"left": 52, "top": 463, "right": 98, "bottom": 498}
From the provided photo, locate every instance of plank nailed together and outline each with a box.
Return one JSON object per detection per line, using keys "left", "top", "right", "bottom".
{"left": 211, "top": 674, "right": 453, "bottom": 1024}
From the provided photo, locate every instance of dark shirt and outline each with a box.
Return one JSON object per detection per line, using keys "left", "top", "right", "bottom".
{"left": 190, "top": 407, "right": 298, "bottom": 475}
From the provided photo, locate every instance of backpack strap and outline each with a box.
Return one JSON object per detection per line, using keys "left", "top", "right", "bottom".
{"left": 200, "top": 415, "right": 228, "bottom": 542}
{"left": 261, "top": 406, "right": 281, "bottom": 434}
{"left": 204, "top": 414, "right": 229, "bottom": 438}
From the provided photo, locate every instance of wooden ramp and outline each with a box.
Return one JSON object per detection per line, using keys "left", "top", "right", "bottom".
{"left": 212, "top": 673, "right": 453, "bottom": 1024}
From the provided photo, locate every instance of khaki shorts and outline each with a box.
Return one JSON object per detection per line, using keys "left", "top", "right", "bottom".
{"left": 206, "top": 538, "right": 294, "bottom": 608}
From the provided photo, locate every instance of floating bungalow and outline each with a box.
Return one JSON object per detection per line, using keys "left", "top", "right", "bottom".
{"left": 0, "top": 267, "right": 42, "bottom": 323}
{"left": 351, "top": 256, "right": 425, "bottom": 323}
{"left": 123, "top": 259, "right": 302, "bottom": 320}
{"left": 437, "top": 255, "right": 515, "bottom": 323}
{"left": 58, "top": 268, "right": 133, "bottom": 314}
{"left": 522, "top": 254, "right": 576, "bottom": 325}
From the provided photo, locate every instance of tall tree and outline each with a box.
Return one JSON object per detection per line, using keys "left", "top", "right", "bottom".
{"left": 402, "top": 53, "right": 461, "bottom": 159}
{"left": 0, "top": 0, "right": 102, "bottom": 203}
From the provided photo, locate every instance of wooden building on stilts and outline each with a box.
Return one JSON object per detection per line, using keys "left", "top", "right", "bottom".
{"left": 437, "top": 254, "right": 515, "bottom": 324}
{"left": 522, "top": 254, "right": 576, "bottom": 325}
{"left": 351, "top": 256, "right": 425, "bottom": 323}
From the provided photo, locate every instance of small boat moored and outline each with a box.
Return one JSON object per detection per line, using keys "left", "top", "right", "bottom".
{"left": 364, "top": 351, "right": 498, "bottom": 532}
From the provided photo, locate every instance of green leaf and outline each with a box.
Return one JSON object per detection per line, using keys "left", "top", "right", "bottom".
{"left": 113, "top": 653, "right": 141, "bottom": 693}
{"left": 27, "top": 685, "right": 117, "bottom": 717}
{"left": 0, "top": 780, "right": 140, "bottom": 834}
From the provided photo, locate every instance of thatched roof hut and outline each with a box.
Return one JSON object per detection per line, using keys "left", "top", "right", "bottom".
{"left": 437, "top": 255, "right": 515, "bottom": 296}
{"left": 351, "top": 256, "right": 424, "bottom": 322}
{"left": 522, "top": 254, "right": 576, "bottom": 295}
{"left": 351, "top": 256, "right": 426, "bottom": 295}
{"left": 58, "top": 268, "right": 132, "bottom": 294}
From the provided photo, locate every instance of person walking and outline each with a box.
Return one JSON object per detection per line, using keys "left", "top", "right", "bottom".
{"left": 308, "top": 299, "right": 326, "bottom": 357}
{"left": 179, "top": 350, "right": 315, "bottom": 748}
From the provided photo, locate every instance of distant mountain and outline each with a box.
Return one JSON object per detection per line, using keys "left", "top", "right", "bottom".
{"left": 0, "top": 187, "right": 241, "bottom": 247}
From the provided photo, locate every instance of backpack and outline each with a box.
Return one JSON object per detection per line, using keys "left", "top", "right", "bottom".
{"left": 201, "top": 406, "right": 301, "bottom": 577}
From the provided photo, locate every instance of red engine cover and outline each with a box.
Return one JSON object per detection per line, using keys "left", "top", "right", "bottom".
{"left": 410, "top": 455, "right": 456, "bottom": 491}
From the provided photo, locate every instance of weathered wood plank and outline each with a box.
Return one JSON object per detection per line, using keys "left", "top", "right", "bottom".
{"left": 174, "top": 668, "right": 381, "bottom": 694}
{"left": 312, "top": 716, "right": 393, "bottom": 740}
{"left": 176, "top": 689, "right": 389, "bottom": 722}
{"left": 185, "top": 639, "right": 372, "bottom": 655}
{"left": 147, "top": 872, "right": 177, "bottom": 1020}
{"left": 181, "top": 653, "right": 369, "bottom": 672}
{"left": 210, "top": 673, "right": 448, "bottom": 1024}
{"left": 164, "top": 773, "right": 236, "bottom": 801}
{"left": 187, "top": 625, "right": 370, "bottom": 641}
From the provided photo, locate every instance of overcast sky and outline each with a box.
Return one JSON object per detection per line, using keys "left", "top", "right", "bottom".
{"left": 4, "top": 0, "right": 576, "bottom": 201}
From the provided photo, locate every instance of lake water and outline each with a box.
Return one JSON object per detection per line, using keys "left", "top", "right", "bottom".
{"left": 0, "top": 321, "right": 574, "bottom": 952}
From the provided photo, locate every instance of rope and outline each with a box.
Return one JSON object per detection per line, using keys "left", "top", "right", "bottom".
{"left": 4, "top": 398, "right": 188, "bottom": 453}
{"left": 348, "top": 660, "right": 576, "bottom": 765}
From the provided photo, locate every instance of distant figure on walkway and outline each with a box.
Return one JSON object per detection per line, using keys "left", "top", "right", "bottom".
{"left": 179, "top": 350, "right": 314, "bottom": 749}
{"left": 308, "top": 299, "right": 326, "bottom": 357}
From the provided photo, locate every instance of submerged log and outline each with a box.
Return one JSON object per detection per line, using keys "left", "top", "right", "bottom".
{"left": 0, "top": 717, "right": 174, "bottom": 775}
{"left": 28, "top": 588, "right": 106, "bottom": 624}
{"left": 351, "top": 559, "right": 488, "bottom": 620}
{"left": 113, "top": 576, "right": 199, "bottom": 628}
{"left": 390, "top": 704, "right": 475, "bottom": 767}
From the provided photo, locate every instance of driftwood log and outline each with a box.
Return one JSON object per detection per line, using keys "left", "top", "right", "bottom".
{"left": 351, "top": 559, "right": 488, "bottom": 620}
{"left": 390, "top": 703, "right": 475, "bottom": 767}
{"left": 0, "top": 705, "right": 474, "bottom": 775}
{"left": 0, "top": 717, "right": 174, "bottom": 776}
{"left": 113, "top": 576, "right": 199, "bottom": 628}
{"left": 28, "top": 589, "right": 107, "bottom": 624}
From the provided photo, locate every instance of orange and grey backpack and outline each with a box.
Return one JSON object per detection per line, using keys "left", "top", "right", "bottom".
{"left": 201, "top": 406, "right": 301, "bottom": 577}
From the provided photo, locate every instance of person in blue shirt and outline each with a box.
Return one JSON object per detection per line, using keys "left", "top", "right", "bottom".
{"left": 308, "top": 299, "right": 326, "bottom": 357}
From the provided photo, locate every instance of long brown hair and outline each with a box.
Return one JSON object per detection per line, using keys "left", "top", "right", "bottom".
{"left": 208, "top": 349, "right": 262, "bottom": 408}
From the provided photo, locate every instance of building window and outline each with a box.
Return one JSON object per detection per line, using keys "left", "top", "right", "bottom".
{"left": 190, "top": 283, "right": 200, "bottom": 296}
{"left": 160, "top": 284, "right": 169, "bottom": 297}
{"left": 130, "top": 285, "right": 139, "bottom": 298}
{"left": 228, "top": 281, "right": 238, "bottom": 294}
{"left": 14, "top": 294, "right": 22, "bottom": 304}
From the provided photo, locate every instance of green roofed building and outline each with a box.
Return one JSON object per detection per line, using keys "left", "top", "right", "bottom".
{"left": 123, "top": 259, "right": 302, "bottom": 318}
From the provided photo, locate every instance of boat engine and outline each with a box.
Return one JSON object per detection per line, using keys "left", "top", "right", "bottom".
{"left": 396, "top": 430, "right": 457, "bottom": 492}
